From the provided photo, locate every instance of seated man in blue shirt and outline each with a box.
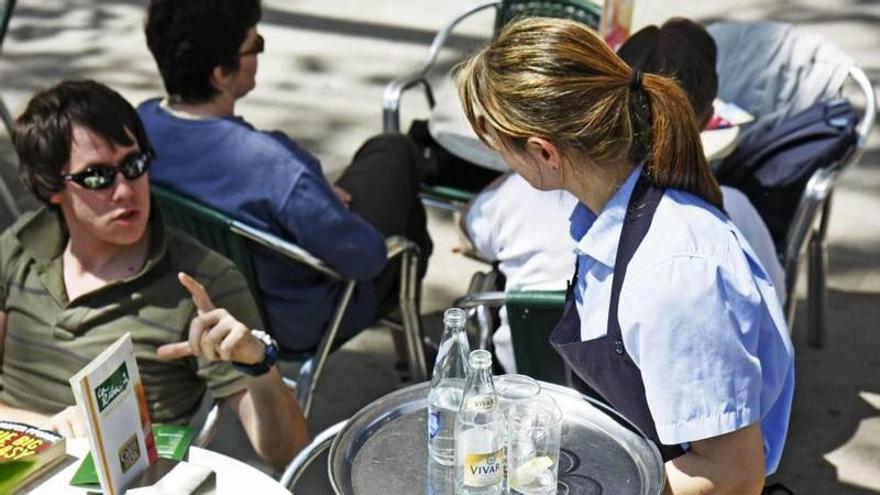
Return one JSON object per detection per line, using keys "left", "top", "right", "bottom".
{"left": 138, "top": 0, "right": 432, "bottom": 352}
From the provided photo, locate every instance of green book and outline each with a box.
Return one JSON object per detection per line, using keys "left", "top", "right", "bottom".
{"left": 70, "top": 424, "right": 196, "bottom": 489}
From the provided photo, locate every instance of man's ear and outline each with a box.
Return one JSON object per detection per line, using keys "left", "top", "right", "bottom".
{"left": 524, "top": 137, "right": 562, "bottom": 172}
{"left": 48, "top": 192, "right": 62, "bottom": 205}
{"left": 209, "top": 65, "right": 231, "bottom": 93}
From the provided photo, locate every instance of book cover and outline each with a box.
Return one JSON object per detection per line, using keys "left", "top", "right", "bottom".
{"left": 71, "top": 424, "right": 197, "bottom": 488}
{"left": 68, "top": 333, "right": 158, "bottom": 495}
{"left": 0, "top": 421, "right": 66, "bottom": 495}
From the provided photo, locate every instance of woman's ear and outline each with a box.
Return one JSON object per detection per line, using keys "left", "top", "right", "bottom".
{"left": 524, "top": 136, "right": 562, "bottom": 173}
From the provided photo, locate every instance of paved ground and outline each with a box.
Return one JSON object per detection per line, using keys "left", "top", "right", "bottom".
{"left": 0, "top": 1, "right": 878, "bottom": 494}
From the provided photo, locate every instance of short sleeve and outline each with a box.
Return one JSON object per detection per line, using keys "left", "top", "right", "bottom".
{"left": 0, "top": 228, "right": 17, "bottom": 309}
{"left": 194, "top": 263, "right": 264, "bottom": 399}
{"left": 619, "top": 253, "right": 766, "bottom": 445}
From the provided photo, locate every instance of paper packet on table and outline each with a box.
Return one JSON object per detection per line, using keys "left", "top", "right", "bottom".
{"left": 126, "top": 458, "right": 216, "bottom": 495}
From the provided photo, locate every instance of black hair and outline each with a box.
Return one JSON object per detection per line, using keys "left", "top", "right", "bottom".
{"left": 145, "top": 0, "right": 262, "bottom": 104}
{"left": 12, "top": 79, "right": 153, "bottom": 204}
{"left": 617, "top": 18, "right": 718, "bottom": 124}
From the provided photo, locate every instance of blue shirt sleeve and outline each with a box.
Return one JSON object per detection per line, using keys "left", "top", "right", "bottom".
{"left": 619, "top": 250, "right": 768, "bottom": 445}
{"left": 277, "top": 168, "right": 387, "bottom": 281}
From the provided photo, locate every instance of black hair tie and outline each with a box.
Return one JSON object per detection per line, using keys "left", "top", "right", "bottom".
{"left": 629, "top": 69, "right": 643, "bottom": 92}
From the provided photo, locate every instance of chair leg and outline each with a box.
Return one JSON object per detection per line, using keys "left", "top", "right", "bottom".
{"left": 298, "top": 281, "right": 357, "bottom": 417}
{"left": 806, "top": 231, "right": 828, "bottom": 348}
{"left": 400, "top": 250, "right": 428, "bottom": 382}
{"left": 295, "top": 358, "right": 313, "bottom": 407}
{"left": 0, "top": 97, "right": 14, "bottom": 137}
{"left": 193, "top": 400, "right": 225, "bottom": 448}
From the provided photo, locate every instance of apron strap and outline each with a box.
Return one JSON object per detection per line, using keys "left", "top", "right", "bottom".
{"left": 607, "top": 173, "right": 665, "bottom": 344}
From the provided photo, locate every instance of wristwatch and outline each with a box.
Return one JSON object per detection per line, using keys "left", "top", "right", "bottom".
{"left": 233, "top": 329, "right": 280, "bottom": 377}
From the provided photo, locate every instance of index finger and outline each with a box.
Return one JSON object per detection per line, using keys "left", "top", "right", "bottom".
{"left": 156, "top": 341, "right": 195, "bottom": 361}
{"left": 178, "top": 272, "right": 215, "bottom": 313}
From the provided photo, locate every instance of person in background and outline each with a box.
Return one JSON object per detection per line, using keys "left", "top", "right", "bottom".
{"left": 617, "top": 18, "right": 785, "bottom": 304}
{"left": 458, "top": 18, "right": 793, "bottom": 493}
{"left": 461, "top": 18, "right": 785, "bottom": 374}
{"left": 139, "top": 0, "right": 432, "bottom": 353}
{"left": 0, "top": 80, "right": 308, "bottom": 470}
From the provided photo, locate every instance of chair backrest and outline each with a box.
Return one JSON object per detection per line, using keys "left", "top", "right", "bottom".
{"left": 495, "top": 0, "right": 601, "bottom": 33}
{"left": 150, "top": 184, "right": 266, "bottom": 320}
{"left": 506, "top": 290, "right": 568, "bottom": 385}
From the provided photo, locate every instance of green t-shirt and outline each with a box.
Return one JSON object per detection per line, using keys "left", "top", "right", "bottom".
{"left": 0, "top": 207, "right": 263, "bottom": 423}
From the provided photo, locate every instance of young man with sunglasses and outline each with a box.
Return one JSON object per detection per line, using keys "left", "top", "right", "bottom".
{"left": 137, "top": 0, "right": 433, "bottom": 354}
{"left": 0, "top": 80, "right": 308, "bottom": 470}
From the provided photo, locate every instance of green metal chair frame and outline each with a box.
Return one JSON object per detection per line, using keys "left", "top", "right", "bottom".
{"left": 382, "top": 0, "right": 602, "bottom": 212}
{"left": 455, "top": 289, "right": 570, "bottom": 386}
{"left": 151, "top": 184, "right": 427, "bottom": 418}
{"left": 0, "top": 0, "right": 15, "bottom": 136}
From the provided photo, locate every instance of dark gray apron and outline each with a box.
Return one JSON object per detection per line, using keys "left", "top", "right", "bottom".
{"left": 549, "top": 173, "right": 686, "bottom": 462}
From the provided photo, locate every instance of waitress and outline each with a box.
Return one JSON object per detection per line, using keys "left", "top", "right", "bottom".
{"left": 456, "top": 18, "right": 794, "bottom": 495}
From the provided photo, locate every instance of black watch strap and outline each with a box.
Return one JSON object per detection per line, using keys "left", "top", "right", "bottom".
{"left": 233, "top": 330, "right": 279, "bottom": 377}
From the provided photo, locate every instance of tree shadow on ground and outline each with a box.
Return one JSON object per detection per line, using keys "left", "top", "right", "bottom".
{"left": 779, "top": 289, "right": 880, "bottom": 494}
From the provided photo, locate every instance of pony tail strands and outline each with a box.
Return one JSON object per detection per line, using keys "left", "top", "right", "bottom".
{"left": 635, "top": 71, "right": 723, "bottom": 208}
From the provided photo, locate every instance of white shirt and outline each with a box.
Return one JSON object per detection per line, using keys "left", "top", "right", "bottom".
{"left": 465, "top": 173, "right": 578, "bottom": 372}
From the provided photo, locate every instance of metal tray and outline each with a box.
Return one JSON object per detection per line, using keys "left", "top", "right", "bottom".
{"left": 328, "top": 381, "right": 664, "bottom": 494}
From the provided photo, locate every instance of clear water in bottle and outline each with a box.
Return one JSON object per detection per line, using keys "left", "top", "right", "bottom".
{"left": 428, "top": 378, "right": 465, "bottom": 465}
{"left": 455, "top": 350, "right": 505, "bottom": 495}
{"left": 427, "top": 308, "right": 471, "bottom": 466}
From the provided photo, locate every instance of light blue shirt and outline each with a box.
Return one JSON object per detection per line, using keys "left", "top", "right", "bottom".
{"left": 570, "top": 167, "right": 795, "bottom": 474}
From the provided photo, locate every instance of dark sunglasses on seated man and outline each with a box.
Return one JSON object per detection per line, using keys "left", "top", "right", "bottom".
{"left": 62, "top": 152, "right": 152, "bottom": 190}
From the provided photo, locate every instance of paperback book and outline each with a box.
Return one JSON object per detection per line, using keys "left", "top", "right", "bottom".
{"left": 69, "top": 333, "right": 158, "bottom": 495}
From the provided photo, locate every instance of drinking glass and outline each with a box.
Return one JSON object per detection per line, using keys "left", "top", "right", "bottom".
{"left": 495, "top": 374, "right": 541, "bottom": 414}
{"left": 505, "top": 393, "right": 563, "bottom": 495}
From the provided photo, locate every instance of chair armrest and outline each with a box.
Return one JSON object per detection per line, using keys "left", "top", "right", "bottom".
{"left": 382, "top": 0, "right": 501, "bottom": 133}
{"left": 454, "top": 291, "right": 506, "bottom": 308}
{"left": 849, "top": 65, "right": 877, "bottom": 147}
{"left": 385, "top": 235, "right": 420, "bottom": 261}
{"left": 279, "top": 420, "right": 347, "bottom": 492}
{"left": 230, "top": 220, "right": 347, "bottom": 281}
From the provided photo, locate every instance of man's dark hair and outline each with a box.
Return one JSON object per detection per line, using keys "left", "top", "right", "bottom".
{"left": 617, "top": 18, "right": 718, "bottom": 125}
{"left": 12, "top": 79, "right": 153, "bottom": 204}
{"left": 145, "top": 0, "right": 263, "bottom": 104}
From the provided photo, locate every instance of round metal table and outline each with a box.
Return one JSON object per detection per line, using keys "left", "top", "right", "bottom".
{"left": 328, "top": 381, "right": 664, "bottom": 495}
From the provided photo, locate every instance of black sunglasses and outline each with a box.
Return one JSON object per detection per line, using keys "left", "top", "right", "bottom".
{"left": 62, "top": 153, "right": 152, "bottom": 190}
{"left": 238, "top": 34, "right": 265, "bottom": 57}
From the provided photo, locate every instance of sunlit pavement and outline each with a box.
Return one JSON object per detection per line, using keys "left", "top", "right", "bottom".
{"left": 0, "top": 1, "right": 878, "bottom": 493}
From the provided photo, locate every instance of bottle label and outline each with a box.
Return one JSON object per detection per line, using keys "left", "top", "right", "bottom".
{"left": 428, "top": 411, "right": 440, "bottom": 439}
{"left": 463, "top": 448, "right": 505, "bottom": 487}
{"left": 465, "top": 394, "right": 497, "bottom": 411}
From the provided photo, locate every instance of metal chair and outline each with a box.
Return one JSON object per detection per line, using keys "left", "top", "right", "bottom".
{"left": 151, "top": 184, "right": 427, "bottom": 418}
{"left": 382, "top": 0, "right": 602, "bottom": 212}
{"left": 0, "top": 0, "right": 15, "bottom": 136}
{"left": 781, "top": 66, "right": 876, "bottom": 347}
